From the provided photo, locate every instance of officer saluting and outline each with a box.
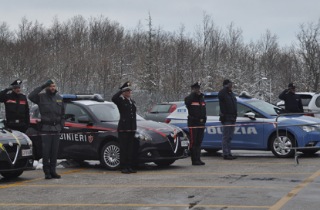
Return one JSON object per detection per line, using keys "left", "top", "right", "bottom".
{"left": 28, "top": 79, "right": 65, "bottom": 179}
{"left": 278, "top": 83, "right": 303, "bottom": 113}
{"left": 185, "top": 82, "right": 206, "bottom": 166}
{"left": 112, "top": 81, "right": 138, "bottom": 174}
{"left": 0, "top": 79, "right": 30, "bottom": 132}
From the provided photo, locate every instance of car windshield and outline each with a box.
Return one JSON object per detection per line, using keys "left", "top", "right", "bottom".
{"left": 88, "top": 104, "right": 120, "bottom": 122}
{"left": 88, "top": 103, "right": 145, "bottom": 122}
{"left": 246, "top": 100, "right": 282, "bottom": 116}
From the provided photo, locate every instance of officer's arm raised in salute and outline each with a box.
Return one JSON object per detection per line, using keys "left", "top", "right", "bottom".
{"left": 111, "top": 89, "right": 123, "bottom": 106}
{"left": 28, "top": 80, "right": 54, "bottom": 104}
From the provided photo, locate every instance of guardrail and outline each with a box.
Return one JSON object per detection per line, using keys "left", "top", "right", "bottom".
{"left": 275, "top": 112, "right": 320, "bottom": 165}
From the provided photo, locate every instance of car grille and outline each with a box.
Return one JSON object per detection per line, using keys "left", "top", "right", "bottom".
{"left": 3, "top": 144, "right": 19, "bottom": 162}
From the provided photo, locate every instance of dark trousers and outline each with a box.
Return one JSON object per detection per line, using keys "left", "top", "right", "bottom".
{"left": 118, "top": 132, "right": 138, "bottom": 169}
{"left": 189, "top": 126, "right": 205, "bottom": 162}
{"left": 42, "top": 133, "right": 60, "bottom": 174}
{"left": 222, "top": 122, "right": 235, "bottom": 156}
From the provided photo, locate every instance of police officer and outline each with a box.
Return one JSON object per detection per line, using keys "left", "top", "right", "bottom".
{"left": 112, "top": 81, "right": 138, "bottom": 174}
{"left": 28, "top": 80, "right": 65, "bottom": 179}
{"left": 218, "top": 79, "right": 237, "bottom": 160}
{"left": 185, "top": 82, "right": 206, "bottom": 165}
{"left": 278, "top": 83, "right": 303, "bottom": 113}
{"left": 0, "top": 79, "right": 30, "bottom": 132}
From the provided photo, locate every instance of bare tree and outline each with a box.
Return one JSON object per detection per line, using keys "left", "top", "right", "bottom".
{"left": 297, "top": 19, "right": 320, "bottom": 91}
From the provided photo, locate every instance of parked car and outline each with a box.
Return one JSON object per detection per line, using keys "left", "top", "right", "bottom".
{"left": 0, "top": 119, "right": 34, "bottom": 178}
{"left": 145, "top": 101, "right": 184, "bottom": 123}
{"left": 27, "top": 94, "right": 189, "bottom": 170}
{"left": 167, "top": 92, "right": 320, "bottom": 158}
{"left": 276, "top": 92, "right": 316, "bottom": 116}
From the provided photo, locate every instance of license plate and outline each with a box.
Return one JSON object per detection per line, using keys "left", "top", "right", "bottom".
{"left": 181, "top": 140, "right": 189, "bottom": 147}
{"left": 22, "top": 149, "right": 33, "bottom": 157}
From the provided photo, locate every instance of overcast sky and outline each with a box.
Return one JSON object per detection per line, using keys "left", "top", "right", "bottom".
{"left": 1, "top": 0, "right": 319, "bottom": 47}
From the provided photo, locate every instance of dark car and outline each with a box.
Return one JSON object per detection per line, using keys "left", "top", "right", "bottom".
{"left": 145, "top": 102, "right": 184, "bottom": 123}
{"left": 0, "top": 119, "right": 34, "bottom": 178}
{"left": 27, "top": 94, "right": 189, "bottom": 170}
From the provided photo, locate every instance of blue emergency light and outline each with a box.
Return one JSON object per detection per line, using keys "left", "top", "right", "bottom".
{"left": 61, "top": 94, "right": 104, "bottom": 102}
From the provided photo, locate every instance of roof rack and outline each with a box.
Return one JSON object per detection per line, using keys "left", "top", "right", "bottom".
{"left": 61, "top": 94, "right": 104, "bottom": 102}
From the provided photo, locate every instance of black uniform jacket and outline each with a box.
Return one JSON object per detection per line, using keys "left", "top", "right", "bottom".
{"left": 278, "top": 90, "right": 303, "bottom": 113}
{"left": 28, "top": 86, "right": 65, "bottom": 132}
{"left": 0, "top": 89, "right": 30, "bottom": 127}
{"left": 112, "top": 91, "right": 137, "bottom": 132}
{"left": 218, "top": 87, "right": 237, "bottom": 123}
{"left": 185, "top": 92, "right": 207, "bottom": 126}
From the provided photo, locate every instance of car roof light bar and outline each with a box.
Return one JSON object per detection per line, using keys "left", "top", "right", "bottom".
{"left": 61, "top": 94, "right": 104, "bottom": 102}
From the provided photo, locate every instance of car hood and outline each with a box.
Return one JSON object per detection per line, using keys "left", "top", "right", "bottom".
{"left": 277, "top": 115, "right": 320, "bottom": 126}
{"left": 0, "top": 129, "right": 28, "bottom": 145}
{"left": 137, "top": 120, "right": 181, "bottom": 135}
{"left": 104, "top": 120, "right": 180, "bottom": 135}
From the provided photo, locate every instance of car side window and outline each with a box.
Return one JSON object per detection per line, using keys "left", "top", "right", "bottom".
{"left": 237, "top": 103, "right": 263, "bottom": 118}
{"left": 206, "top": 101, "right": 220, "bottom": 116}
{"left": 65, "top": 103, "right": 90, "bottom": 123}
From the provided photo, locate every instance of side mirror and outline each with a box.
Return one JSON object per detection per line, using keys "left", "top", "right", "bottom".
{"left": 78, "top": 116, "right": 92, "bottom": 124}
{"left": 244, "top": 112, "right": 256, "bottom": 120}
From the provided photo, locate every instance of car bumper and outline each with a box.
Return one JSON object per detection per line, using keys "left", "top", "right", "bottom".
{"left": 138, "top": 147, "right": 189, "bottom": 162}
{"left": 0, "top": 156, "right": 34, "bottom": 172}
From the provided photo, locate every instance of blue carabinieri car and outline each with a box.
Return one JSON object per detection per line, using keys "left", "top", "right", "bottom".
{"left": 167, "top": 92, "right": 320, "bottom": 158}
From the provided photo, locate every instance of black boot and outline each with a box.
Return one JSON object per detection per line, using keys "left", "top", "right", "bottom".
{"left": 51, "top": 171, "right": 61, "bottom": 179}
{"left": 43, "top": 167, "right": 52, "bottom": 179}
{"left": 50, "top": 167, "right": 61, "bottom": 179}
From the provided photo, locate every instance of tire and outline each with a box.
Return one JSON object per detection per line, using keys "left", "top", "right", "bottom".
{"left": 0, "top": 170, "right": 24, "bottom": 179}
{"left": 154, "top": 160, "right": 175, "bottom": 167}
{"left": 204, "top": 149, "right": 219, "bottom": 154}
{"left": 100, "top": 141, "right": 121, "bottom": 170}
{"left": 270, "top": 132, "right": 296, "bottom": 158}
{"left": 301, "top": 149, "right": 319, "bottom": 156}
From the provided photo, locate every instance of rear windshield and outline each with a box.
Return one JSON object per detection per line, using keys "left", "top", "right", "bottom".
{"left": 298, "top": 94, "right": 313, "bottom": 106}
{"left": 150, "top": 104, "right": 172, "bottom": 113}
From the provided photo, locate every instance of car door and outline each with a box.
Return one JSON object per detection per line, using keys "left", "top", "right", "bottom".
{"left": 232, "top": 103, "right": 265, "bottom": 149}
{"left": 202, "top": 101, "right": 266, "bottom": 150}
{"left": 202, "top": 101, "right": 222, "bottom": 149}
{"left": 59, "top": 103, "right": 96, "bottom": 159}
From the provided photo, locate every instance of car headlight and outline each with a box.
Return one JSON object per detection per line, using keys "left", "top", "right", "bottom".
{"left": 135, "top": 130, "right": 152, "bottom": 141}
{"left": 169, "top": 125, "right": 187, "bottom": 138}
{"left": 21, "top": 133, "right": 33, "bottom": 146}
{"left": 300, "top": 125, "right": 320, "bottom": 132}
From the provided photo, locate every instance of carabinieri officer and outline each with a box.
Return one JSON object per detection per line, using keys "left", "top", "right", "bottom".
{"left": 29, "top": 79, "right": 65, "bottom": 179}
{"left": 0, "top": 79, "right": 30, "bottom": 132}
{"left": 185, "top": 82, "right": 207, "bottom": 166}
{"left": 112, "top": 81, "right": 138, "bottom": 174}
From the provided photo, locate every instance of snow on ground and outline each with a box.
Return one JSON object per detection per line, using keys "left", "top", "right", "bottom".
{"left": 33, "top": 159, "right": 100, "bottom": 170}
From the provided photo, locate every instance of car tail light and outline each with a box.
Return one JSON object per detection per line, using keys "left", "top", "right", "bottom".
{"left": 165, "top": 118, "right": 171, "bottom": 124}
{"left": 304, "top": 113, "right": 315, "bottom": 117}
{"left": 304, "top": 109, "right": 315, "bottom": 117}
{"left": 169, "top": 104, "right": 177, "bottom": 113}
